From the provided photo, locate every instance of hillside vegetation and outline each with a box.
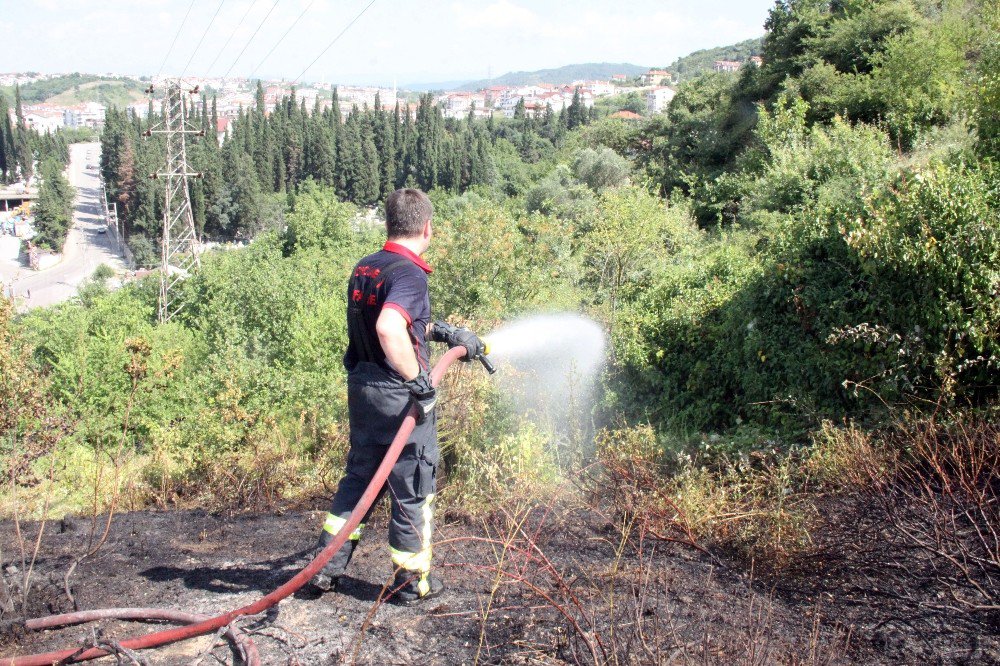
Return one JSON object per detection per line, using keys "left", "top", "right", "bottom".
{"left": 458, "top": 62, "right": 649, "bottom": 90}
{"left": 3, "top": 1, "right": 999, "bottom": 661}
{"left": 46, "top": 79, "right": 147, "bottom": 108}
{"left": 1, "top": 73, "right": 145, "bottom": 106}
{"left": 661, "top": 36, "right": 763, "bottom": 80}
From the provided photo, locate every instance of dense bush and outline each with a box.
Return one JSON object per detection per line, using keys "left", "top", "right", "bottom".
{"left": 615, "top": 88, "right": 999, "bottom": 431}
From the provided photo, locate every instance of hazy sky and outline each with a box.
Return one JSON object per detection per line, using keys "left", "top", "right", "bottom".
{"left": 0, "top": 0, "right": 776, "bottom": 85}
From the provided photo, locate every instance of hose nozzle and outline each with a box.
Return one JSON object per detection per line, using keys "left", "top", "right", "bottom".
{"left": 479, "top": 354, "right": 497, "bottom": 374}
{"left": 478, "top": 341, "right": 497, "bottom": 374}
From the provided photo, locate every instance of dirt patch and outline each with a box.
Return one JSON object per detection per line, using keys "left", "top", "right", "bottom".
{"left": 0, "top": 495, "right": 990, "bottom": 664}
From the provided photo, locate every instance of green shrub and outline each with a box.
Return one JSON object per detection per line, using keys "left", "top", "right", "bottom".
{"left": 524, "top": 163, "right": 595, "bottom": 220}
{"left": 427, "top": 201, "right": 574, "bottom": 319}
{"left": 842, "top": 161, "right": 1000, "bottom": 402}
{"left": 572, "top": 147, "right": 632, "bottom": 191}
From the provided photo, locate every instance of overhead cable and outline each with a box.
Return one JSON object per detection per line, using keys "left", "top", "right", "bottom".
{"left": 250, "top": 0, "right": 315, "bottom": 79}
{"left": 156, "top": 0, "right": 198, "bottom": 79}
{"left": 180, "top": 0, "right": 228, "bottom": 79}
{"left": 292, "top": 0, "right": 378, "bottom": 85}
{"left": 204, "top": 0, "right": 260, "bottom": 76}
{"left": 222, "top": 0, "right": 282, "bottom": 79}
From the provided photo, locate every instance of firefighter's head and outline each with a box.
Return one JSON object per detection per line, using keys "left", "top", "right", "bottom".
{"left": 386, "top": 188, "right": 433, "bottom": 254}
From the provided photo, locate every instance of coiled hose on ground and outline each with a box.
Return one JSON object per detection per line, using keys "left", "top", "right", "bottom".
{"left": 4, "top": 346, "right": 469, "bottom": 666}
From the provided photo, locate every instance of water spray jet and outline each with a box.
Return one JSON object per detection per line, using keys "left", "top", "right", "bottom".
{"left": 484, "top": 313, "right": 607, "bottom": 459}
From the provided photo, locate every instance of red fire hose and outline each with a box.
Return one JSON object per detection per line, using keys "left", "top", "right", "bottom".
{"left": 25, "top": 609, "right": 260, "bottom": 665}
{"left": 5, "top": 346, "right": 470, "bottom": 666}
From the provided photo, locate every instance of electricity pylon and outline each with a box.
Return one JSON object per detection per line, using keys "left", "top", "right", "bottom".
{"left": 145, "top": 80, "right": 204, "bottom": 323}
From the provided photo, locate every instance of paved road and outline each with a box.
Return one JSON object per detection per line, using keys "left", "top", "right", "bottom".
{"left": 0, "top": 142, "right": 127, "bottom": 310}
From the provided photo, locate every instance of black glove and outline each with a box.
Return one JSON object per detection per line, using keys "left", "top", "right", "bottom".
{"left": 403, "top": 371, "right": 437, "bottom": 423}
{"left": 430, "top": 320, "right": 485, "bottom": 362}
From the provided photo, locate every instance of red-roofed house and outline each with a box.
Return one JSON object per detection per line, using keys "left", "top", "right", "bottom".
{"left": 610, "top": 110, "right": 643, "bottom": 121}
{"left": 216, "top": 116, "right": 231, "bottom": 145}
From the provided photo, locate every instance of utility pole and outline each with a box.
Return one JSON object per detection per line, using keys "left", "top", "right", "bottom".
{"left": 144, "top": 79, "right": 204, "bottom": 323}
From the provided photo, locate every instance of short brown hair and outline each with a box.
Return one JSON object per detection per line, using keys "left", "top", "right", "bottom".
{"left": 385, "top": 188, "right": 433, "bottom": 238}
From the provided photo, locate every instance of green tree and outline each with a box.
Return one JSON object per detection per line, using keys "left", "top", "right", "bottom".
{"left": 32, "top": 159, "right": 75, "bottom": 251}
{"left": 567, "top": 88, "right": 587, "bottom": 130}
{"left": 572, "top": 147, "right": 631, "bottom": 191}
{"left": 583, "top": 186, "right": 699, "bottom": 317}
{"left": 354, "top": 112, "right": 380, "bottom": 205}
{"left": 0, "top": 93, "right": 17, "bottom": 183}
{"left": 282, "top": 179, "right": 358, "bottom": 252}
{"left": 13, "top": 84, "right": 32, "bottom": 182}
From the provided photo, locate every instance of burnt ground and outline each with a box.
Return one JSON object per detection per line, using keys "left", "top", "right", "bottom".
{"left": 0, "top": 495, "right": 996, "bottom": 665}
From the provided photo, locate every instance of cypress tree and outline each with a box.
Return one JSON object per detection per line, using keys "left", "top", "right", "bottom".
{"left": 472, "top": 134, "right": 495, "bottom": 186}
{"left": 567, "top": 87, "right": 586, "bottom": 130}
{"left": 0, "top": 94, "right": 12, "bottom": 182}
{"left": 373, "top": 97, "right": 396, "bottom": 199}
{"left": 116, "top": 131, "right": 138, "bottom": 221}
{"left": 337, "top": 109, "right": 361, "bottom": 199}
{"left": 305, "top": 111, "right": 335, "bottom": 186}
{"left": 402, "top": 109, "right": 418, "bottom": 187}
{"left": 254, "top": 80, "right": 266, "bottom": 117}
{"left": 13, "top": 84, "right": 32, "bottom": 181}
{"left": 331, "top": 87, "right": 342, "bottom": 126}
{"left": 415, "top": 94, "right": 439, "bottom": 190}
{"left": 541, "top": 103, "right": 557, "bottom": 142}
{"left": 460, "top": 127, "right": 474, "bottom": 189}
{"left": 513, "top": 97, "right": 526, "bottom": 123}
{"left": 355, "top": 111, "right": 380, "bottom": 205}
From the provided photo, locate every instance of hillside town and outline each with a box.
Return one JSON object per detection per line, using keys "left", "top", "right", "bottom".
{"left": 0, "top": 63, "right": 737, "bottom": 140}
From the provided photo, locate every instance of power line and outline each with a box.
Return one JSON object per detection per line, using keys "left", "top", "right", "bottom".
{"left": 292, "top": 0, "right": 377, "bottom": 85}
{"left": 204, "top": 0, "right": 260, "bottom": 77}
{"left": 180, "top": 0, "right": 227, "bottom": 79}
{"left": 222, "top": 0, "right": 282, "bottom": 80}
{"left": 156, "top": 0, "right": 198, "bottom": 79}
{"left": 249, "top": 0, "right": 315, "bottom": 79}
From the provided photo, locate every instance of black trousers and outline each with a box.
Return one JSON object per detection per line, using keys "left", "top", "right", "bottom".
{"left": 318, "top": 362, "right": 438, "bottom": 591}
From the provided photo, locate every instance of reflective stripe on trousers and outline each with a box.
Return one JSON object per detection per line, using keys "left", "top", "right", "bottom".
{"left": 323, "top": 512, "right": 364, "bottom": 541}
{"left": 389, "top": 492, "right": 435, "bottom": 595}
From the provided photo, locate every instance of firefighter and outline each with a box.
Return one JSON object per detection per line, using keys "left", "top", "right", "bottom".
{"left": 310, "top": 188, "right": 485, "bottom": 604}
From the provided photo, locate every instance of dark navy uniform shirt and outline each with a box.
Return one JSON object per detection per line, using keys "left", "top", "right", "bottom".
{"left": 344, "top": 241, "right": 433, "bottom": 378}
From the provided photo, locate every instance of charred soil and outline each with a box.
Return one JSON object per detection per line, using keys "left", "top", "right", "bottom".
{"left": 0, "top": 496, "right": 993, "bottom": 664}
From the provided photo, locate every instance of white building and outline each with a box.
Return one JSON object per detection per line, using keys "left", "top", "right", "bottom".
{"left": 713, "top": 60, "right": 743, "bottom": 73}
{"left": 585, "top": 81, "right": 616, "bottom": 97}
{"left": 439, "top": 91, "right": 487, "bottom": 119}
{"left": 63, "top": 102, "right": 106, "bottom": 129}
{"left": 646, "top": 86, "right": 676, "bottom": 114}
{"left": 25, "top": 111, "right": 64, "bottom": 134}
{"left": 127, "top": 102, "right": 151, "bottom": 119}
{"left": 338, "top": 86, "right": 396, "bottom": 110}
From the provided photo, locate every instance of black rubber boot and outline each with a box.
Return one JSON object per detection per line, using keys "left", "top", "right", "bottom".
{"left": 306, "top": 537, "right": 356, "bottom": 595}
{"left": 309, "top": 571, "right": 339, "bottom": 593}
{"left": 389, "top": 573, "right": 444, "bottom": 605}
